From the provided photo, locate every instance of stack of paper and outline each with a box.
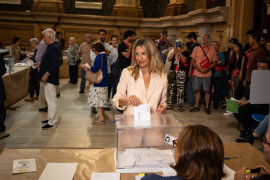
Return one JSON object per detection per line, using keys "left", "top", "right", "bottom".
{"left": 118, "top": 148, "right": 175, "bottom": 169}
{"left": 39, "top": 163, "right": 78, "bottom": 180}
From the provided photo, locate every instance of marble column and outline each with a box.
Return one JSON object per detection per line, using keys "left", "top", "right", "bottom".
{"left": 112, "top": 0, "right": 143, "bottom": 17}
{"left": 31, "top": 0, "right": 64, "bottom": 13}
{"left": 226, "top": 0, "right": 254, "bottom": 44}
{"left": 164, "top": 0, "right": 186, "bottom": 16}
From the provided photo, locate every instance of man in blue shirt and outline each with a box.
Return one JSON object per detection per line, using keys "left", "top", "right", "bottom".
{"left": 38, "top": 28, "right": 60, "bottom": 130}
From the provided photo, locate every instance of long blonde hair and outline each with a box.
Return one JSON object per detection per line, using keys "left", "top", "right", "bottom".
{"left": 127, "top": 37, "right": 165, "bottom": 80}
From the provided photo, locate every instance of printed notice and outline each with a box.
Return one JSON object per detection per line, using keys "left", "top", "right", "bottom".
{"left": 13, "top": 158, "right": 37, "bottom": 174}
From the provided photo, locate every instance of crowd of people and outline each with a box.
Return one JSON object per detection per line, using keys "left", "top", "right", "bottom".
{"left": 1, "top": 27, "right": 270, "bottom": 179}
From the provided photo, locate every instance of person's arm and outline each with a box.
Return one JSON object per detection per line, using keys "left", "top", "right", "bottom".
{"left": 179, "top": 52, "right": 187, "bottom": 63}
{"left": 156, "top": 75, "right": 168, "bottom": 114}
{"left": 239, "top": 56, "right": 245, "bottom": 81}
{"left": 234, "top": 166, "right": 252, "bottom": 180}
{"left": 167, "top": 49, "right": 175, "bottom": 61}
{"left": 90, "top": 54, "right": 102, "bottom": 73}
{"left": 121, "top": 43, "right": 132, "bottom": 59}
{"left": 78, "top": 44, "right": 82, "bottom": 57}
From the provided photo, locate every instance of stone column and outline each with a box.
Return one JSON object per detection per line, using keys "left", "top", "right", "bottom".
{"left": 112, "top": 0, "right": 143, "bottom": 18}
{"left": 32, "top": 0, "right": 64, "bottom": 13}
{"left": 164, "top": 0, "right": 186, "bottom": 16}
{"left": 264, "top": 0, "right": 270, "bottom": 14}
{"left": 226, "top": 0, "right": 254, "bottom": 44}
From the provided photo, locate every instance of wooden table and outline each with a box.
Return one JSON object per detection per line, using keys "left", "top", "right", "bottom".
{"left": 0, "top": 143, "right": 268, "bottom": 180}
{"left": 2, "top": 66, "right": 31, "bottom": 106}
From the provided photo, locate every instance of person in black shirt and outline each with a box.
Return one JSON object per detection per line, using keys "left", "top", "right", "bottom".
{"left": 118, "top": 30, "right": 136, "bottom": 70}
{"left": 186, "top": 32, "right": 200, "bottom": 112}
{"left": 38, "top": 28, "right": 60, "bottom": 130}
{"left": 0, "top": 48, "right": 9, "bottom": 139}
{"left": 167, "top": 40, "right": 188, "bottom": 111}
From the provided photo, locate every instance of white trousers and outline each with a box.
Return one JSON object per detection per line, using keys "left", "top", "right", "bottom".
{"left": 44, "top": 82, "right": 58, "bottom": 125}
{"left": 38, "top": 82, "right": 47, "bottom": 109}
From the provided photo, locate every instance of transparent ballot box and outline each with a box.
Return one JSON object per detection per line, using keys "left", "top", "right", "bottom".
{"left": 115, "top": 114, "right": 183, "bottom": 169}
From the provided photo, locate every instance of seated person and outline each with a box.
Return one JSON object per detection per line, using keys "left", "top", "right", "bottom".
{"left": 142, "top": 125, "right": 225, "bottom": 180}
{"left": 112, "top": 37, "right": 167, "bottom": 115}
{"left": 235, "top": 129, "right": 270, "bottom": 180}
{"left": 235, "top": 60, "right": 270, "bottom": 144}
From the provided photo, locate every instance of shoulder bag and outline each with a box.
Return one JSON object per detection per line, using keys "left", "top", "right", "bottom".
{"left": 85, "top": 54, "right": 103, "bottom": 84}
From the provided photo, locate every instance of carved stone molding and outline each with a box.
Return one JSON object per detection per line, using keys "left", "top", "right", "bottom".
{"left": 164, "top": 3, "right": 187, "bottom": 16}
{"left": 32, "top": 0, "right": 64, "bottom": 13}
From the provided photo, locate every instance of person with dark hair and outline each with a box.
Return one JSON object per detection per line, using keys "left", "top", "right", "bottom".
{"left": 81, "top": 41, "right": 108, "bottom": 125}
{"left": 142, "top": 125, "right": 225, "bottom": 180}
{"left": 11, "top": 36, "right": 25, "bottom": 63}
{"left": 56, "top": 31, "right": 65, "bottom": 50}
{"left": 118, "top": 30, "right": 136, "bottom": 71}
{"left": 155, "top": 30, "right": 172, "bottom": 64}
{"left": 90, "top": 29, "right": 111, "bottom": 112}
{"left": 108, "top": 35, "right": 119, "bottom": 101}
{"left": 212, "top": 41, "right": 226, "bottom": 109}
{"left": 0, "top": 49, "right": 9, "bottom": 139}
{"left": 228, "top": 43, "right": 246, "bottom": 99}
{"left": 259, "top": 34, "right": 268, "bottom": 51}
{"left": 186, "top": 32, "right": 200, "bottom": 112}
{"left": 266, "top": 41, "right": 270, "bottom": 61}
{"left": 167, "top": 40, "right": 188, "bottom": 112}
{"left": 243, "top": 29, "right": 266, "bottom": 99}
{"left": 78, "top": 34, "right": 93, "bottom": 94}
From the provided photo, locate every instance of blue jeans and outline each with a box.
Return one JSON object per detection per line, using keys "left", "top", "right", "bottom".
{"left": 80, "top": 70, "right": 86, "bottom": 91}
{"left": 254, "top": 115, "right": 269, "bottom": 136}
{"left": 187, "top": 76, "right": 195, "bottom": 107}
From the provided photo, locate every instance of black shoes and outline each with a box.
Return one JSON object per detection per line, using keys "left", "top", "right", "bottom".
{"left": 205, "top": 108, "right": 211, "bottom": 114}
{"left": 79, "top": 90, "right": 84, "bottom": 94}
{"left": 0, "top": 132, "right": 10, "bottom": 139}
{"left": 236, "top": 136, "right": 255, "bottom": 145}
{"left": 190, "top": 107, "right": 199, "bottom": 112}
{"left": 42, "top": 124, "right": 54, "bottom": 130}
{"left": 104, "top": 107, "right": 111, "bottom": 111}
{"left": 91, "top": 107, "right": 97, "bottom": 114}
{"left": 39, "top": 107, "right": 48, "bottom": 112}
{"left": 42, "top": 120, "right": 49, "bottom": 124}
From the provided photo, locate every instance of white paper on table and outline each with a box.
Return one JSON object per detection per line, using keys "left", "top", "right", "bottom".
{"left": 91, "top": 172, "right": 120, "bottom": 180}
{"left": 221, "top": 164, "right": 235, "bottom": 180}
{"left": 134, "top": 104, "right": 151, "bottom": 126}
{"left": 13, "top": 158, "right": 37, "bottom": 174}
{"left": 39, "top": 163, "right": 78, "bottom": 180}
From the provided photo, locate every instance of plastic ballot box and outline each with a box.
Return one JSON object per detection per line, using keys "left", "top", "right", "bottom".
{"left": 115, "top": 114, "right": 183, "bottom": 169}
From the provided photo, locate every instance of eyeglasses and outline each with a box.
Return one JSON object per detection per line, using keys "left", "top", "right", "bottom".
{"left": 259, "top": 137, "right": 270, "bottom": 146}
{"left": 173, "top": 140, "right": 177, "bottom": 148}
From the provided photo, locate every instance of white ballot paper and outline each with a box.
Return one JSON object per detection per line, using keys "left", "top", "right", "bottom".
{"left": 91, "top": 172, "right": 120, "bottom": 180}
{"left": 134, "top": 104, "right": 151, "bottom": 126}
{"left": 39, "top": 163, "right": 78, "bottom": 180}
{"left": 13, "top": 158, "right": 37, "bottom": 174}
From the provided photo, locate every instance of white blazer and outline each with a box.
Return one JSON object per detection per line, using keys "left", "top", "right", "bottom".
{"left": 112, "top": 68, "right": 168, "bottom": 115}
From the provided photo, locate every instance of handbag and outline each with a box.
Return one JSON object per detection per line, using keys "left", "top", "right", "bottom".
{"left": 199, "top": 46, "right": 211, "bottom": 69}
{"left": 85, "top": 54, "right": 103, "bottom": 84}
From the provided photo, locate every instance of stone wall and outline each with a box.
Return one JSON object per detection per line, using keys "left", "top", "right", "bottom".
{"left": 0, "top": 6, "right": 228, "bottom": 51}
